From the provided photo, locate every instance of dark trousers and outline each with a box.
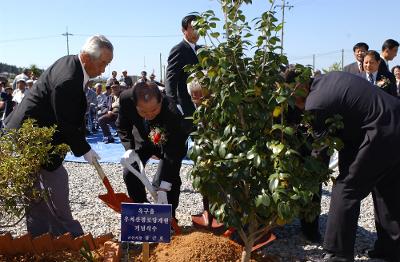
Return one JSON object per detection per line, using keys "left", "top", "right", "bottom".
{"left": 323, "top": 159, "right": 400, "bottom": 259}
{"left": 123, "top": 144, "right": 184, "bottom": 218}
{"left": 98, "top": 112, "right": 117, "bottom": 137}
{"left": 371, "top": 173, "right": 400, "bottom": 259}
{"left": 26, "top": 165, "right": 83, "bottom": 238}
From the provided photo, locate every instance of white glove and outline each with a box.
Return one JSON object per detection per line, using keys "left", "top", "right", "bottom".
{"left": 156, "top": 181, "right": 172, "bottom": 204}
{"left": 121, "top": 149, "right": 141, "bottom": 166}
{"left": 83, "top": 149, "right": 101, "bottom": 165}
{"left": 156, "top": 191, "right": 168, "bottom": 204}
{"left": 159, "top": 181, "right": 172, "bottom": 191}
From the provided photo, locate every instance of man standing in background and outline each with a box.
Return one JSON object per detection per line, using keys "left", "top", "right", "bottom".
{"left": 106, "top": 70, "right": 118, "bottom": 86}
{"left": 343, "top": 42, "right": 369, "bottom": 74}
{"left": 379, "top": 39, "right": 399, "bottom": 74}
{"left": 120, "top": 70, "right": 133, "bottom": 88}
{"left": 165, "top": 14, "right": 199, "bottom": 133}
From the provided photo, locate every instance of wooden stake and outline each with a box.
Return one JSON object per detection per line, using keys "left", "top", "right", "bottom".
{"left": 142, "top": 242, "right": 149, "bottom": 262}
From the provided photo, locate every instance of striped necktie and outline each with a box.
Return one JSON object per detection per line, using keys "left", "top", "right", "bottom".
{"left": 368, "top": 73, "right": 374, "bottom": 84}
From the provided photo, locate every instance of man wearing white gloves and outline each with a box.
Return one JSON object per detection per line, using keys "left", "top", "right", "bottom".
{"left": 117, "top": 81, "right": 188, "bottom": 219}
{"left": 4, "top": 35, "right": 113, "bottom": 237}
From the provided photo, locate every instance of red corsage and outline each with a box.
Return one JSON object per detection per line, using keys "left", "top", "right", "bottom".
{"left": 149, "top": 126, "right": 167, "bottom": 146}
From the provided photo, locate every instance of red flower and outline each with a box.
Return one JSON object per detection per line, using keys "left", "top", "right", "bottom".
{"left": 153, "top": 133, "right": 161, "bottom": 144}
{"left": 148, "top": 126, "right": 167, "bottom": 146}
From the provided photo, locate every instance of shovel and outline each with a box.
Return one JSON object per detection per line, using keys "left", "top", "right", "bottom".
{"left": 121, "top": 156, "right": 181, "bottom": 235}
{"left": 93, "top": 158, "right": 133, "bottom": 213}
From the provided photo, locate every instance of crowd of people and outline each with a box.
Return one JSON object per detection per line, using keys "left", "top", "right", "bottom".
{"left": 1, "top": 13, "right": 400, "bottom": 262}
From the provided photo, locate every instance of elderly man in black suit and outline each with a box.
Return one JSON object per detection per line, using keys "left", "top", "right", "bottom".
{"left": 165, "top": 14, "right": 199, "bottom": 134}
{"left": 288, "top": 69, "right": 400, "bottom": 262}
{"left": 4, "top": 35, "right": 113, "bottom": 237}
{"left": 117, "top": 82, "right": 188, "bottom": 219}
{"left": 343, "top": 42, "right": 369, "bottom": 74}
{"left": 359, "top": 50, "right": 397, "bottom": 97}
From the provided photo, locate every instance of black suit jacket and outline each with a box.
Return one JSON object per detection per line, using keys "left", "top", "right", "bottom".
{"left": 357, "top": 71, "right": 397, "bottom": 97}
{"left": 165, "top": 40, "right": 199, "bottom": 117}
{"left": 116, "top": 89, "right": 188, "bottom": 182}
{"left": 4, "top": 55, "right": 90, "bottom": 170}
{"left": 378, "top": 59, "right": 389, "bottom": 74}
{"left": 343, "top": 62, "right": 361, "bottom": 75}
{"left": 305, "top": 71, "right": 400, "bottom": 185}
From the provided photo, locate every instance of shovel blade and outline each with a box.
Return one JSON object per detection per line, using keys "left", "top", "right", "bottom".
{"left": 99, "top": 193, "right": 133, "bottom": 213}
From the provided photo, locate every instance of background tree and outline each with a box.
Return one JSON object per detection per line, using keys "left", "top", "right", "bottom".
{"left": 29, "top": 64, "right": 44, "bottom": 78}
{"left": 189, "top": 1, "right": 340, "bottom": 261}
{"left": 322, "top": 61, "right": 342, "bottom": 73}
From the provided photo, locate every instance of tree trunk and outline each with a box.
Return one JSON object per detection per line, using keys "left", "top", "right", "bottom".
{"left": 241, "top": 237, "right": 255, "bottom": 262}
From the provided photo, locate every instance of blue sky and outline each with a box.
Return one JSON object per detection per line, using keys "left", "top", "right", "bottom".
{"left": 1, "top": 0, "right": 399, "bottom": 79}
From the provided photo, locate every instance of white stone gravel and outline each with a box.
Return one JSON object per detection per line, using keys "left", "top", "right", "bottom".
{"left": 0, "top": 161, "right": 385, "bottom": 261}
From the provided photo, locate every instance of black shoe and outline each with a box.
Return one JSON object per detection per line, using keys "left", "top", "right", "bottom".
{"left": 322, "top": 252, "right": 353, "bottom": 262}
{"left": 103, "top": 136, "right": 115, "bottom": 144}
{"left": 365, "top": 248, "right": 397, "bottom": 262}
{"left": 366, "top": 248, "right": 385, "bottom": 259}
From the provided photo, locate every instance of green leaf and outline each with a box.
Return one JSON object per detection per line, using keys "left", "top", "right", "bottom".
{"left": 283, "top": 127, "right": 295, "bottom": 136}
{"left": 254, "top": 155, "right": 262, "bottom": 167}
{"left": 247, "top": 152, "right": 256, "bottom": 160}
{"left": 225, "top": 153, "right": 234, "bottom": 159}
{"left": 269, "top": 178, "right": 279, "bottom": 191}
{"left": 218, "top": 143, "right": 227, "bottom": 158}
{"left": 210, "top": 32, "right": 220, "bottom": 38}
{"left": 255, "top": 194, "right": 270, "bottom": 207}
{"left": 271, "top": 124, "right": 283, "bottom": 131}
{"left": 268, "top": 143, "right": 285, "bottom": 155}
{"left": 276, "top": 96, "right": 287, "bottom": 103}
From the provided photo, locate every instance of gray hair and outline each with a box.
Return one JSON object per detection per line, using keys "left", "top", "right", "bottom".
{"left": 80, "top": 35, "right": 113, "bottom": 59}
{"left": 187, "top": 78, "right": 202, "bottom": 95}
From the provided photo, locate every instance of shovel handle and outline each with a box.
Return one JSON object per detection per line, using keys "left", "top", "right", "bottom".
{"left": 93, "top": 158, "right": 106, "bottom": 180}
{"left": 93, "top": 158, "right": 116, "bottom": 195}
{"left": 121, "top": 159, "right": 158, "bottom": 202}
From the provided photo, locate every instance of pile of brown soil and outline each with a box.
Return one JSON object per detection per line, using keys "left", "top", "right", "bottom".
{"left": 0, "top": 231, "right": 278, "bottom": 262}
{"left": 132, "top": 231, "right": 280, "bottom": 262}
{"left": 151, "top": 231, "right": 242, "bottom": 262}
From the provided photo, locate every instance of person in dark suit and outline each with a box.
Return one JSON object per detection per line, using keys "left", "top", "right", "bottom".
{"left": 4, "top": 35, "right": 113, "bottom": 237}
{"left": 391, "top": 65, "right": 400, "bottom": 96}
{"left": 117, "top": 82, "right": 188, "bottom": 218}
{"left": 289, "top": 70, "right": 400, "bottom": 262}
{"left": 358, "top": 50, "right": 397, "bottom": 97}
{"left": 378, "top": 39, "right": 399, "bottom": 74}
{"left": 165, "top": 14, "right": 199, "bottom": 133}
{"left": 343, "top": 42, "right": 369, "bottom": 74}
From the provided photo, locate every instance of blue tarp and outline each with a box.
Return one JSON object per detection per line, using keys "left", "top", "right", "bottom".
{"left": 65, "top": 131, "right": 194, "bottom": 165}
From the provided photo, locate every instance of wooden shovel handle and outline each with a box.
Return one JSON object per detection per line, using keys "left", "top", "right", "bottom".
{"left": 93, "top": 158, "right": 106, "bottom": 180}
{"left": 93, "top": 158, "right": 116, "bottom": 195}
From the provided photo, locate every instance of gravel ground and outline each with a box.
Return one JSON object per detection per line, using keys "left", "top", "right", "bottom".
{"left": 1, "top": 161, "right": 384, "bottom": 262}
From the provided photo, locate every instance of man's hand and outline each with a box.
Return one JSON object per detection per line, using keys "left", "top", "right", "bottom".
{"left": 83, "top": 149, "right": 101, "bottom": 165}
{"left": 156, "top": 191, "right": 168, "bottom": 204}
{"left": 121, "top": 149, "right": 141, "bottom": 166}
{"left": 156, "top": 181, "right": 172, "bottom": 204}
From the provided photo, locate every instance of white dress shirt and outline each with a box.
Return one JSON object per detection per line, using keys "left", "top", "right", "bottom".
{"left": 78, "top": 54, "right": 90, "bottom": 91}
{"left": 183, "top": 37, "right": 196, "bottom": 53}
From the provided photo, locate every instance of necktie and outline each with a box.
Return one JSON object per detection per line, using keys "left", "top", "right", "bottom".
{"left": 143, "top": 119, "right": 150, "bottom": 134}
{"left": 358, "top": 63, "right": 363, "bottom": 72}
{"left": 368, "top": 73, "right": 374, "bottom": 84}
